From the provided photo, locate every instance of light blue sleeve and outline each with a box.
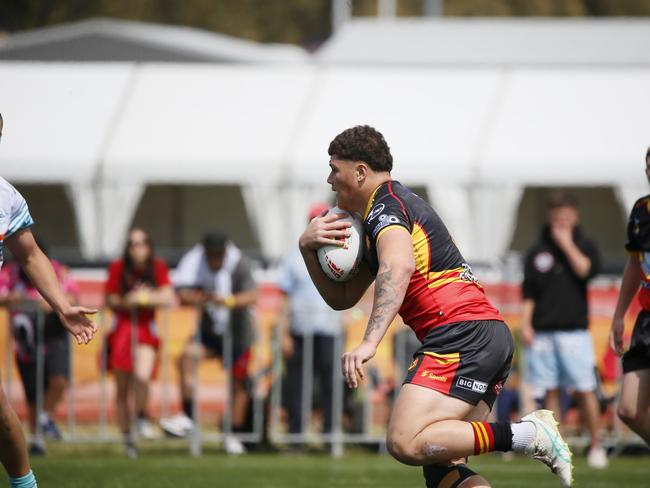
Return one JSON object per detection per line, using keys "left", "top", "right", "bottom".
{"left": 6, "top": 188, "right": 34, "bottom": 238}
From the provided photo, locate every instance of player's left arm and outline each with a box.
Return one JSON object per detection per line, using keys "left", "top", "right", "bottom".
{"left": 341, "top": 226, "right": 414, "bottom": 388}
{"left": 6, "top": 228, "right": 97, "bottom": 344}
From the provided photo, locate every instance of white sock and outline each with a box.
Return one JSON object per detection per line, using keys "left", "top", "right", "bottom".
{"left": 511, "top": 421, "right": 536, "bottom": 454}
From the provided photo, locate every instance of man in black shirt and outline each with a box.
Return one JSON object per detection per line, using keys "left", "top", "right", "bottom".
{"left": 522, "top": 192, "right": 607, "bottom": 469}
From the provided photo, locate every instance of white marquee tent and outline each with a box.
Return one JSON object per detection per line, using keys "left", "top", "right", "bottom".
{"left": 1, "top": 18, "right": 648, "bottom": 262}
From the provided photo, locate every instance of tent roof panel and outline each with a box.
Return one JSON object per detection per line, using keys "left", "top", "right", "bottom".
{"left": 0, "top": 63, "right": 132, "bottom": 182}
{"left": 288, "top": 67, "right": 502, "bottom": 184}
{"left": 482, "top": 69, "right": 650, "bottom": 185}
{"left": 103, "top": 65, "right": 314, "bottom": 182}
{"left": 319, "top": 18, "right": 650, "bottom": 66}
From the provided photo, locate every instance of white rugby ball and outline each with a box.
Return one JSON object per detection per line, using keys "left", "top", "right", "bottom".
{"left": 317, "top": 206, "right": 364, "bottom": 282}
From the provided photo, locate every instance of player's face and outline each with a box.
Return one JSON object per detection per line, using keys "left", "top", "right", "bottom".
{"left": 549, "top": 206, "right": 578, "bottom": 230}
{"left": 127, "top": 229, "right": 151, "bottom": 265}
{"left": 327, "top": 157, "right": 358, "bottom": 210}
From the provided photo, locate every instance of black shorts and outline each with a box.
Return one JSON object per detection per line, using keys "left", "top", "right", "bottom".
{"left": 623, "top": 310, "right": 650, "bottom": 374}
{"left": 403, "top": 320, "right": 514, "bottom": 409}
{"left": 16, "top": 336, "right": 70, "bottom": 405}
{"left": 199, "top": 326, "right": 251, "bottom": 381}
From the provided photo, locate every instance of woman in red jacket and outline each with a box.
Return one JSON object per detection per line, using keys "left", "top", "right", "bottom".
{"left": 105, "top": 228, "right": 174, "bottom": 457}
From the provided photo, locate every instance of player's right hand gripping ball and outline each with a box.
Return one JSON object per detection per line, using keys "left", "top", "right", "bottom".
{"left": 317, "top": 206, "right": 364, "bottom": 282}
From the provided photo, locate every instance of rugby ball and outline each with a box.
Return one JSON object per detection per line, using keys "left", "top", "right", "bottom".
{"left": 317, "top": 206, "right": 364, "bottom": 282}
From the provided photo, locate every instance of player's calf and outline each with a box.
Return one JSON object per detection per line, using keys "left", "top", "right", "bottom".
{"left": 387, "top": 420, "right": 514, "bottom": 465}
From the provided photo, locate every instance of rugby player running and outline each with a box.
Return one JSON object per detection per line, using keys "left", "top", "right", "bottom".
{"left": 609, "top": 145, "right": 650, "bottom": 446}
{"left": 299, "top": 126, "right": 573, "bottom": 488}
{"left": 0, "top": 113, "right": 97, "bottom": 488}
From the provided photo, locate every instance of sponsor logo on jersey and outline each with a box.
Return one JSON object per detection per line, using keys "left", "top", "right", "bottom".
{"left": 372, "top": 215, "right": 400, "bottom": 238}
{"left": 367, "top": 203, "right": 385, "bottom": 222}
{"left": 533, "top": 251, "right": 554, "bottom": 273}
{"left": 456, "top": 376, "right": 488, "bottom": 394}
{"left": 459, "top": 263, "right": 479, "bottom": 284}
{"left": 420, "top": 371, "right": 448, "bottom": 382}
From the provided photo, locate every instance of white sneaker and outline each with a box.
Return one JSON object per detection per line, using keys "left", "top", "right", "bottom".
{"left": 160, "top": 413, "right": 195, "bottom": 438}
{"left": 521, "top": 409, "right": 574, "bottom": 487}
{"left": 586, "top": 446, "right": 608, "bottom": 469}
{"left": 137, "top": 418, "right": 159, "bottom": 440}
{"left": 223, "top": 435, "right": 247, "bottom": 455}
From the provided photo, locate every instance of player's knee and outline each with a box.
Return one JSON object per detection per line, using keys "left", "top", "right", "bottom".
{"left": 423, "top": 464, "right": 483, "bottom": 488}
{"left": 386, "top": 433, "right": 422, "bottom": 465}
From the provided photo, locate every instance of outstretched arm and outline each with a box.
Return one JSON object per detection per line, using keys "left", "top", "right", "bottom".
{"left": 6, "top": 228, "right": 97, "bottom": 344}
{"left": 341, "top": 227, "right": 414, "bottom": 388}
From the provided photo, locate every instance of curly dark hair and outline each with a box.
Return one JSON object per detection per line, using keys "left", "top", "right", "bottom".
{"left": 328, "top": 125, "right": 393, "bottom": 172}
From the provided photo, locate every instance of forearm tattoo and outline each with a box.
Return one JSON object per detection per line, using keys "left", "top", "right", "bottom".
{"left": 364, "top": 268, "right": 402, "bottom": 341}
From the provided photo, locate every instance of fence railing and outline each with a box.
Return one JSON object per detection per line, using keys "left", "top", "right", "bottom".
{"left": 0, "top": 300, "right": 641, "bottom": 454}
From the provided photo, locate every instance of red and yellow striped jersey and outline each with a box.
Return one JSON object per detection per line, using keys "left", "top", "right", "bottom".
{"left": 362, "top": 180, "right": 502, "bottom": 341}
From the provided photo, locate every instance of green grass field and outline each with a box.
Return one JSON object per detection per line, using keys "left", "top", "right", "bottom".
{"left": 25, "top": 445, "right": 649, "bottom": 487}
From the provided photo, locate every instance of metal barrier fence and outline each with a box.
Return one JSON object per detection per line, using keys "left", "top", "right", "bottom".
{"left": 1, "top": 301, "right": 264, "bottom": 454}
{"left": 1, "top": 300, "right": 642, "bottom": 454}
{"left": 268, "top": 321, "right": 417, "bottom": 456}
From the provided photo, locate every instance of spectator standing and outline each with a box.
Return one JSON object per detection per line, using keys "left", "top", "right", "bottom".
{"left": 160, "top": 233, "right": 258, "bottom": 455}
{"left": 105, "top": 228, "right": 174, "bottom": 458}
{"left": 521, "top": 192, "right": 607, "bottom": 469}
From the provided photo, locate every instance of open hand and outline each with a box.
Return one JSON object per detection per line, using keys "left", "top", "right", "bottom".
{"left": 341, "top": 341, "right": 377, "bottom": 389}
{"left": 58, "top": 306, "right": 98, "bottom": 345}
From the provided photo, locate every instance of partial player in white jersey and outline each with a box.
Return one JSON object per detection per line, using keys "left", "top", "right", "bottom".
{"left": 0, "top": 113, "right": 97, "bottom": 488}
